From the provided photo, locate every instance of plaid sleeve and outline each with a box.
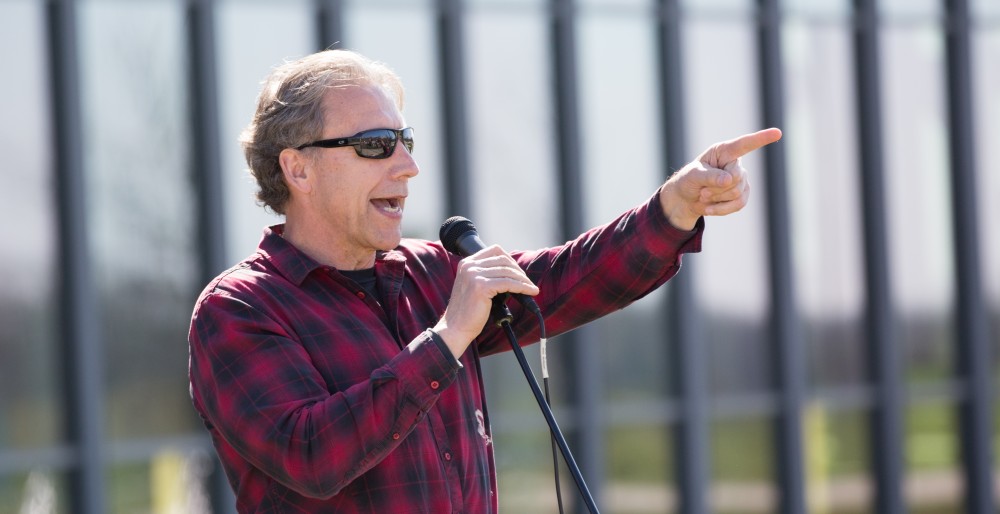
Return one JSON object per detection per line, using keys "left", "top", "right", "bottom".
{"left": 476, "top": 189, "right": 703, "bottom": 354}
{"left": 188, "top": 291, "right": 459, "bottom": 499}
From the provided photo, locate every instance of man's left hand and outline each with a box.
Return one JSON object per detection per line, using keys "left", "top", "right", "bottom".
{"left": 659, "top": 127, "right": 782, "bottom": 230}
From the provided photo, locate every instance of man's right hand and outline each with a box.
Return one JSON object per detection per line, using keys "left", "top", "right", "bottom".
{"left": 433, "top": 246, "right": 539, "bottom": 358}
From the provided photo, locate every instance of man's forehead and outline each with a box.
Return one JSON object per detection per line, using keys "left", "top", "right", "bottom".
{"left": 319, "top": 84, "right": 404, "bottom": 131}
{"left": 321, "top": 83, "right": 396, "bottom": 108}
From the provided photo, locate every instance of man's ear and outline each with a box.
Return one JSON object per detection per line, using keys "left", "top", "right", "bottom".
{"left": 279, "top": 148, "right": 312, "bottom": 194}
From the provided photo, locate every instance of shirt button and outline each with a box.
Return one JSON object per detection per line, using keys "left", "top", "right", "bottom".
{"left": 392, "top": 432, "right": 401, "bottom": 440}
{"left": 430, "top": 380, "right": 440, "bottom": 390}
{"left": 443, "top": 452, "right": 452, "bottom": 461}
{"left": 356, "top": 291, "right": 366, "bottom": 299}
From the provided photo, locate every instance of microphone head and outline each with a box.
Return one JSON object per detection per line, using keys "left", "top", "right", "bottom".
{"left": 440, "top": 216, "right": 477, "bottom": 255}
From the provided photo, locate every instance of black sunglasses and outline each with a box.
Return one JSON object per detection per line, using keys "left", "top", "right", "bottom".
{"left": 296, "top": 127, "right": 415, "bottom": 159}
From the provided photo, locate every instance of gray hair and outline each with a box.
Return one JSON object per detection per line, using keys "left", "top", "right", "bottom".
{"left": 239, "top": 49, "right": 405, "bottom": 214}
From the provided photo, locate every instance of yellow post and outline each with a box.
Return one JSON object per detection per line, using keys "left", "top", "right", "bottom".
{"left": 804, "top": 400, "right": 830, "bottom": 514}
{"left": 151, "top": 450, "right": 185, "bottom": 514}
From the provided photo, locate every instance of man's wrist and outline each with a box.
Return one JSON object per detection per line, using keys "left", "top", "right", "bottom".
{"left": 659, "top": 183, "right": 700, "bottom": 231}
{"left": 429, "top": 322, "right": 473, "bottom": 361}
{"left": 426, "top": 328, "right": 462, "bottom": 368}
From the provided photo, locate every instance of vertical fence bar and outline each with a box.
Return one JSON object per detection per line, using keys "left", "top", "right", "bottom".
{"left": 185, "top": 0, "right": 235, "bottom": 511}
{"left": 755, "top": 1, "right": 806, "bottom": 513}
{"left": 657, "top": 1, "right": 710, "bottom": 513}
{"left": 550, "top": 0, "right": 583, "bottom": 230}
{"left": 315, "top": 0, "right": 344, "bottom": 51}
{"left": 436, "top": 0, "right": 472, "bottom": 219}
{"left": 46, "top": 1, "right": 107, "bottom": 512}
{"left": 943, "top": 0, "right": 994, "bottom": 512}
{"left": 853, "top": 1, "right": 905, "bottom": 513}
{"left": 550, "top": 0, "right": 604, "bottom": 511}
{"left": 187, "top": 0, "right": 227, "bottom": 284}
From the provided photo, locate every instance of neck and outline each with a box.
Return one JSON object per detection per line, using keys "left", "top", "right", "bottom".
{"left": 281, "top": 214, "right": 376, "bottom": 271}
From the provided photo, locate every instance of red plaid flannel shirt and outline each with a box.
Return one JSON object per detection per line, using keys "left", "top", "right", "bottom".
{"left": 188, "top": 192, "right": 702, "bottom": 513}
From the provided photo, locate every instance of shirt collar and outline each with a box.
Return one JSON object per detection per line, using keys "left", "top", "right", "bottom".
{"left": 256, "top": 224, "right": 406, "bottom": 285}
{"left": 256, "top": 224, "right": 321, "bottom": 285}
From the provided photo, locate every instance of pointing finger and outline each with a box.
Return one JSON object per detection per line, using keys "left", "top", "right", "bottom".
{"left": 700, "top": 127, "right": 782, "bottom": 169}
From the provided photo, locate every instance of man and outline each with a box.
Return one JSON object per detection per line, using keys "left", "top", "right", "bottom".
{"left": 188, "top": 49, "right": 781, "bottom": 513}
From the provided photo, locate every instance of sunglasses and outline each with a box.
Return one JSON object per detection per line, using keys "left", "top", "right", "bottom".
{"left": 296, "top": 127, "right": 415, "bottom": 159}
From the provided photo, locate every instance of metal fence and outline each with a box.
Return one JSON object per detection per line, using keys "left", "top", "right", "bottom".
{"left": 1, "top": 0, "right": 997, "bottom": 513}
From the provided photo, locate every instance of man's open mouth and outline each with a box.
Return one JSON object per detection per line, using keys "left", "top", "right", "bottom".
{"left": 372, "top": 197, "right": 403, "bottom": 213}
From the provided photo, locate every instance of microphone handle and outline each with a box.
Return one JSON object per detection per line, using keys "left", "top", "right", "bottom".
{"left": 455, "top": 234, "right": 541, "bottom": 315}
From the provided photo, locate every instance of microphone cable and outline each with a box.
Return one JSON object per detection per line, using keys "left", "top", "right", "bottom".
{"left": 439, "top": 215, "right": 589, "bottom": 512}
{"left": 534, "top": 308, "right": 566, "bottom": 514}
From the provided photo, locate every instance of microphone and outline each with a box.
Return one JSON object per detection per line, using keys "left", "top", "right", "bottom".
{"left": 439, "top": 216, "right": 541, "bottom": 316}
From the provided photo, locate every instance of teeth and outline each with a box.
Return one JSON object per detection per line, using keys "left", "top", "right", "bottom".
{"left": 373, "top": 198, "right": 402, "bottom": 213}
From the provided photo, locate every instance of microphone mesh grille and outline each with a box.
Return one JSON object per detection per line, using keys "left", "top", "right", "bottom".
{"left": 439, "top": 216, "right": 476, "bottom": 254}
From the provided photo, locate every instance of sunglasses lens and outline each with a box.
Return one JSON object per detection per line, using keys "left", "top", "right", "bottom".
{"left": 400, "top": 127, "right": 415, "bottom": 153}
{"left": 356, "top": 129, "right": 397, "bottom": 158}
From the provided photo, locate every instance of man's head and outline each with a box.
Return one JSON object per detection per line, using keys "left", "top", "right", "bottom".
{"left": 240, "top": 49, "right": 406, "bottom": 215}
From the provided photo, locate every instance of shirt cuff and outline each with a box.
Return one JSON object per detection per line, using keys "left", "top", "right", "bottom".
{"left": 645, "top": 189, "right": 704, "bottom": 256}
{"left": 427, "top": 329, "right": 463, "bottom": 370}
{"left": 388, "top": 329, "right": 462, "bottom": 412}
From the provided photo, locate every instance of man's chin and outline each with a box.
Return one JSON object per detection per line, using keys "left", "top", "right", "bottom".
{"left": 377, "top": 232, "right": 404, "bottom": 251}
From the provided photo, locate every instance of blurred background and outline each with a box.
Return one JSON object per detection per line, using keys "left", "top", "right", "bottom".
{"left": 1, "top": 0, "right": 998, "bottom": 513}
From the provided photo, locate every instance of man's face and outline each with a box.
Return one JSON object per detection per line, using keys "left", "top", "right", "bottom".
{"left": 305, "top": 84, "right": 420, "bottom": 262}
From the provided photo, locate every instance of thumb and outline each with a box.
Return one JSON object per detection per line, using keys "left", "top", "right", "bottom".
{"left": 700, "top": 127, "right": 782, "bottom": 169}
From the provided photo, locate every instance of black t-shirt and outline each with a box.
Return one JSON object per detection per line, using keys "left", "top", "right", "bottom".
{"left": 339, "top": 267, "right": 379, "bottom": 301}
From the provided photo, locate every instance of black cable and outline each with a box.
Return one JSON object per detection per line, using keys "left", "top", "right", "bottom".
{"left": 535, "top": 308, "right": 565, "bottom": 514}
{"left": 491, "top": 296, "right": 599, "bottom": 513}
